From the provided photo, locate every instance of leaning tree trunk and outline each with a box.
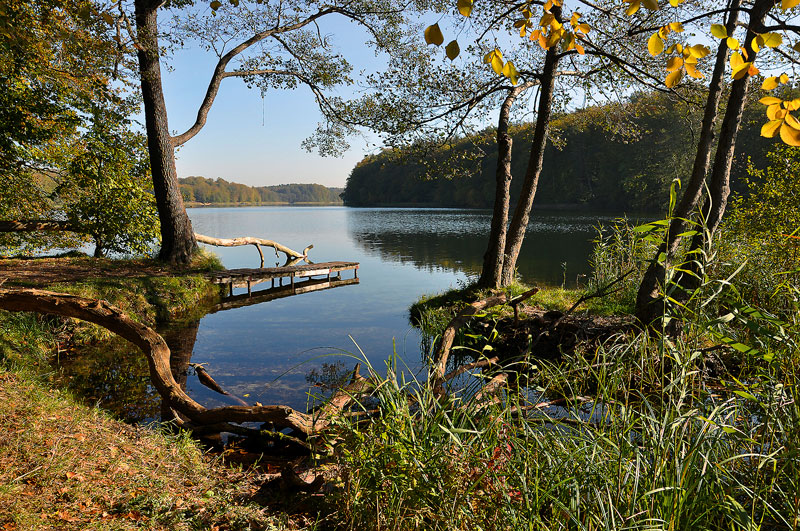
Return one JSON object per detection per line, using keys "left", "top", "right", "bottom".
{"left": 134, "top": 0, "right": 196, "bottom": 265}
{"left": 500, "top": 44, "right": 559, "bottom": 286}
{"left": 478, "top": 82, "right": 535, "bottom": 289}
{"left": 634, "top": 0, "right": 742, "bottom": 326}
{"left": 676, "top": 0, "right": 773, "bottom": 299}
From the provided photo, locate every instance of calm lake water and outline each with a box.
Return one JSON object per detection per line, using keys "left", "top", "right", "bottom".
{"left": 60, "top": 206, "right": 628, "bottom": 421}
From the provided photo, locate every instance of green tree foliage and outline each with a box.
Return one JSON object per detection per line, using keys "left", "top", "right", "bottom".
{"left": 342, "top": 91, "right": 772, "bottom": 211}
{"left": 59, "top": 104, "right": 159, "bottom": 257}
{"left": 0, "top": 0, "right": 159, "bottom": 257}
{"left": 179, "top": 177, "right": 343, "bottom": 204}
{"left": 730, "top": 144, "right": 800, "bottom": 236}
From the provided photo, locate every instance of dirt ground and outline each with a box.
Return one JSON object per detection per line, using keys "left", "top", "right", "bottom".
{"left": 0, "top": 256, "right": 207, "bottom": 287}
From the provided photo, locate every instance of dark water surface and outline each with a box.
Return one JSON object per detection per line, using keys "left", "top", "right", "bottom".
{"left": 61, "top": 207, "right": 623, "bottom": 419}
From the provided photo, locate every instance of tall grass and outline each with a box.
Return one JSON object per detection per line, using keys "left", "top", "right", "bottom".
{"left": 332, "top": 211, "right": 800, "bottom": 529}
{"left": 330, "top": 321, "right": 800, "bottom": 530}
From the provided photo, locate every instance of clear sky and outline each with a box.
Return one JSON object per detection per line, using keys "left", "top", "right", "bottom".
{"left": 159, "top": 15, "right": 389, "bottom": 189}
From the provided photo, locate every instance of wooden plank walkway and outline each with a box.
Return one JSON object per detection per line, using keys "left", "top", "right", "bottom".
{"left": 207, "top": 261, "right": 359, "bottom": 296}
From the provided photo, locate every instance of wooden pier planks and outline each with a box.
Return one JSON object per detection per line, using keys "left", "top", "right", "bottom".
{"left": 207, "top": 261, "right": 359, "bottom": 295}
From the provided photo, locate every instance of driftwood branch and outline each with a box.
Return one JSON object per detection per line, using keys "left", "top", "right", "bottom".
{"left": 194, "top": 233, "right": 312, "bottom": 267}
{"left": 0, "top": 288, "right": 340, "bottom": 436}
{"left": 189, "top": 363, "right": 248, "bottom": 406}
{"left": 432, "top": 294, "right": 508, "bottom": 387}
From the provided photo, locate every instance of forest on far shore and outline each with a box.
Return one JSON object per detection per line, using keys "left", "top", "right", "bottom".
{"left": 179, "top": 177, "right": 343, "bottom": 205}
{"left": 342, "top": 91, "right": 775, "bottom": 211}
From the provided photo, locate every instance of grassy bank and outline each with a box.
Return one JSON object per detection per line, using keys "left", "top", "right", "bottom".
{"left": 0, "top": 253, "right": 317, "bottom": 530}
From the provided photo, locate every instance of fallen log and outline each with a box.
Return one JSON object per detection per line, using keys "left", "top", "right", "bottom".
{"left": 194, "top": 233, "right": 312, "bottom": 267}
{"left": 0, "top": 287, "right": 337, "bottom": 436}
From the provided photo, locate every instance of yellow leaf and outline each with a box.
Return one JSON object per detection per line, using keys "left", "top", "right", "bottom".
{"left": 457, "top": 0, "right": 473, "bottom": 17}
{"left": 669, "top": 0, "right": 681, "bottom": 5}
{"left": 786, "top": 98, "right": 800, "bottom": 111}
{"left": 748, "top": 64, "right": 760, "bottom": 77}
{"left": 762, "top": 77, "right": 779, "bottom": 90}
{"left": 785, "top": 113, "right": 800, "bottom": 130}
{"left": 576, "top": 23, "right": 591, "bottom": 34}
{"left": 484, "top": 48, "right": 502, "bottom": 64}
{"left": 544, "top": 0, "right": 553, "bottom": 10}
{"left": 753, "top": 36, "right": 762, "bottom": 53}
{"left": 571, "top": 12, "right": 580, "bottom": 25}
{"left": 710, "top": 24, "right": 727, "bottom": 39}
{"left": 780, "top": 122, "right": 800, "bottom": 145}
{"left": 502, "top": 60, "right": 520, "bottom": 85}
{"left": 689, "top": 45, "right": 711, "bottom": 58}
{"left": 491, "top": 54, "right": 504, "bottom": 75}
{"left": 575, "top": 44, "right": 585, "bottom": 54}
{"left": 780, "top": 73, "right": 790, "bottom": 83}
{"left": 685, "top": 62, "right": 703, "bottom": 79}
{"left": 732, "top": 61, "right": 751, "bottom": 79}
{"left": 642, "top": 0, "right": 659, "bottom": 10}
{"left": 540, "top": 13, "right": 554, "bottom": 27}
{"left": 669, "top": 22, "right": 684, "bottom": 32}
{"left": 782, "top": 0, "right": 800, "bottom": 10}
{"left": 424, "top": 24, "right": 444, "bottom": 46}
{"left": 730, "top": 52, "right": 744, "bottom": 69}
{"left": 648, "top": 33, "right": 664, "bottom": 55}
{"left": 761, "top": 119, "right": 783, "bottom": 138}
{"left": 666, "top": 43, "right": 676, "bottom": 54}
{"left": 666, "top": 69, "right": 683, "bottom": 88}
{"left": 625, "top": 0, "right": 641, "bottom": 16}
{"left": 727, "top": 37, "right": 739, "bottom": 49}
{"left": 546, "top": 29, "right": 563, "bottom": 48}
{"left": 761, "top": 32, "right": 783, "bottom": 48}
{"left": 446, "top": 40, "right": 460, "bottom": 60}
{"left": 767, "top": 104, "right": 786, "bottom": 120}
{"left": 666, "top": 56, "right": 683, "bottom": 71}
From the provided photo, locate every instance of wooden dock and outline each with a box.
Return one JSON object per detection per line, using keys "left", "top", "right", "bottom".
{"left": 207, "top": 261, "right": 359, "bottom": 297}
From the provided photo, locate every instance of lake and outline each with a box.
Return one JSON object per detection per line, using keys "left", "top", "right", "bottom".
{"left": 59, "top": 206, "right": 627, "bottom": 421}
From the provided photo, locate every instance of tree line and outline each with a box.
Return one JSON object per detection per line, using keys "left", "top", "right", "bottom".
{"left": 179, "top": 177, "right": 343, "bottom": 205}
{"left": 342, "top": 91, "right": 774, "bottom": 212}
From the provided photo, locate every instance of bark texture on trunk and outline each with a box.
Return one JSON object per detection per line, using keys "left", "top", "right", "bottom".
{"left": 478, "top": 82, "right": 535, "bottom": 289}
{"left": 500, "top": 45, "right": 559, "bottom": 286}
{"left": 634, "top": 0, "right": 742, "bottom": 326}
{"left": 677, "top": 0, "right": 773, "bottom": 297}
{"left": 134, "top": 0, "right": 196, "bottom": 265}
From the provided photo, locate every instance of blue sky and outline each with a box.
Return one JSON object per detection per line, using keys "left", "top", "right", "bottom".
{"left": 159, "top": 15, "right": 392, "bottom": 189}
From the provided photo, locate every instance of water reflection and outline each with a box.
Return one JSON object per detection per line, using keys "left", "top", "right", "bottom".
{"left": 345, "top": 208, "right": 618, "bottom": 286}
{"left": 56, "top": 277, "right": 360, "bottom": 423}
{"left": 61, "top": 207, "right": 638, "bottom": 422}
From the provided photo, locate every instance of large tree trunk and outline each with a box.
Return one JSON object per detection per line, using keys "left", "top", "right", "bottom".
{"left": 500, "top": 45, "right": 559, "bottom": 286}
{"left": 634, "top": 0, "right": 742, "bottom": 326}
{"left": 134, "top": 0, "right": 196, "bottom": 265}
{"left": 478, "top": 82, "right": 535, "bottom": 289}
{"left": 676, "top": 0, "right": 773, "bottom": 298}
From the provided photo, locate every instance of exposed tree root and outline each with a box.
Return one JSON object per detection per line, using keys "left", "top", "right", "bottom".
{"left": 0, "top": 288, "right": 342, "bottom": 438}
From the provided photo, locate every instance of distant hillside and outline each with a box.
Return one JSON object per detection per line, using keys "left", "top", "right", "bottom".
{"left": 179, "top": 177, "right": 343, "bottom": 205}
{"left": 342, "top": 91, "right": 773, "bottom": 211}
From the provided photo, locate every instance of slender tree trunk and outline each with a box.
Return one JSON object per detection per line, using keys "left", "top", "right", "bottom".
{"left": 677, "top": 0, "right": 773, "bottom": 296}
{"left": 500, "top": 45, "right": 559, "bottom": 286}
{"left": 478, "top": 82, "right": 534, "bottom": 289}
{"left": 634, "top": 0, "right": 741, "bottom": 325}
{"left": 134, "top": 0, "right": 196, "bottom": 265}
